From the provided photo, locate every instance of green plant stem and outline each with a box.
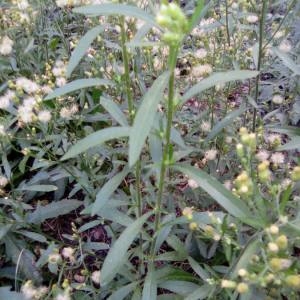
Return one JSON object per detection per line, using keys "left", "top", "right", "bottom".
{"left": 149, "top": 45, "right": 179, "bottom": 266}
{"left": 225, "top": 0, "right": 231, "bottom": 46}
{"left": 120, "top": 16, "right": 144, "bottom": 273}
{"left": 120, "top": 17, "right": 134, "bottom": 122}
{"left": 252, "top": 0, "right": 268, "bottom": 132}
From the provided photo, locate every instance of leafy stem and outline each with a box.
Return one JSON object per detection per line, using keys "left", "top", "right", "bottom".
{"left": 149, "top": 44, "right": 179, "bottom": 263}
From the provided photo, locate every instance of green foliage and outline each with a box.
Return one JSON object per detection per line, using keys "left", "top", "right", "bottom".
{"left": 0, "top": 0, "right": 300, "bottom": 299}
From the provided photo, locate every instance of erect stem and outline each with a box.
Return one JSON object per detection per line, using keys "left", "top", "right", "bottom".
{"left": 120, "top": 16, "right": 143, "bottom": 272}
{"left": 252, "top": 0, "right": 268, "bottom": 132}
{"left": 225, "top": 0, "right": 231, "bottom": 46}
{"left": 120, "top": 17, "right": 134, "bottom": 123}
{"left": 149, "top": 45, "right": 179, "bottom": 265}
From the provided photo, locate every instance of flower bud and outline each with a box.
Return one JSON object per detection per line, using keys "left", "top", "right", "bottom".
{"left": 276, "top": 235, "right": 288, "bottom": 250}
{"left": 285, "top": 275, "right": 300, "bottom": 289}
{"left": 236, "top": 282, "right": 249, "bottom": 294}
{"left": 221, "top": 280, "right": 236, "bottom": 289}
{"left": 268, "top": 225, "right": 279, "bottom": 235}
{"left": 236, "top": 143, "right": 244, "bottom": 157}
{"left": 189, "top": 222, "right": 198, "bottom": 231}
{"left": 291, "top": 166, "right": 300, "bottom": 181}
{"left": 270, "top": 258, "right": 292, "bottom": 271}
{"left": 267, "top": 242, "right": 279, "bottom": 253}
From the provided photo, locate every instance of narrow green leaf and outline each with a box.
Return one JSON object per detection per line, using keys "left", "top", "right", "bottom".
{"left": 92, "top": 167, "right": 129, "bottom": 215}
{"left": 188, "top": 256, "right": 210, "bottom": 281}
{"left": 188, "top": 0, "right": 204, "bottom": 32}
{"left": 0, "top": 224, "right": 12, "bottom": 240}
{"left": 185, "top": 284, "right": 214, "bottom": 300}
{"left": 73, "top": 4, "right": 157, "bottom": 27}
{"left": 205, "top": 105, "right": 247, "bottom": 142}
{"left": 154, "top": 214, "right": 175, "bottom": 253}
{"left": 273, "top": 48, "right": 300, "bottom": 75}
{"left": 66, "top": 25, "right": 104, "bottom": 78}
{"left": 61, "top": 126, "right": 130, "bottom": 161}
{"left": 101, "top": 97, "right": 128, "bottom": 126}
{"left": 27, "top": 199, "right": 82, "bottom": 224}
{"left": 230, "top": 236, "right": 259, "bottom": 278}
{"left": 173, "top": 164, "right": 252, "bottom": 220}
{"left": 267, "top": 126, "right": 300, "bottom": 136}
{"left": 100, "top": 211, "right": 152, "bottom": 286}
{"left": 17, "top": 230, "right": 47, "bottom": 243}
{"left": 17, "top": 184, "right": 57, "bottom": 192}
{"left": 129, "top": 71, "right": 170, "bottom": 167}
{"left": 181, "top": 71, "right": 259, "bottom": 104}
{"left": 277, "top": 137, "right": 300, "bottom": 151}
{"left": 142, "top": 271, "right": 157, "bottom": 300}
{"left": 108, "top": 282, "right": 139, "bottom": 300}
{"left": 45, "top": 78, "right": 113, "bottom": 100}
{"left": 158, "top": 280, "right": 199, "bottom": 296}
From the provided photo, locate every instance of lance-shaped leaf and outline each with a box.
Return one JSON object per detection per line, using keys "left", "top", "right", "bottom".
{"left": 129, "top": 71, "right": 170, "bottom": 167}
{"left": 101, "top": 211, "right": 152, "bottom": 286}
{"left": 181, "top": 70, "right": 259, "bottom": 104}
{"left": 17, "top": 184, "right": 57, "bottom": 192}
{"left": 101, "top": 97, "right": 128, "bottom": 127}
{"left": 27, "top": 199, "right": 82, "bottom": 224}
{"left": 278, "top": 137, "right": 300, "bottom": 151}
{"left": 92, "top": 167, "right": 130, "bottom": 215}
{"left": 108, "top": 282, "right": 139, "bottom": 300}
{"left": 66, "top": 25, "right": 104, "bottom": 78}
{"left": 61, "top": 126, "right": 130, "bottom": 161}
{"left": 45, "top": 78, "right": 113, "bottom": 100}
{"left": 142, "top": 271, "right": 157, "bottom": 300}
{"left": 173, "top": 164, "right": 252, "bottom": 220}
{"left": 73, "top": 4, "right": 157, "bottom": 28}
{"left": 273, "top": 48, "right": 300, "bottom": 75}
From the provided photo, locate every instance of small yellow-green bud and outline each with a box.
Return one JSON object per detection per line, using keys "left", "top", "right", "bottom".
{"left": 238, "top": 269, "right": 248, "bottom": 277}
{"left": 221, "top": 279, "right": 236, "bottom": 289}
{"left": 269, "top": 225, "right": 279, "bottom": 235}
{"left": 276, "top": 235, "right": 288, "bottom": 250}
{"left": 189, "top": 222, "right": 198, "bottom": 231}
{"left": 270, "top": 258, "right": 292, "bottom": 271}
{"left": 236, "top": 143, "right": 244, "bottom": 157}
{"left": 239, "top": 127, "right": 248, "bottom": 135}
{"left": 285, "top": 275, "right": 300, "bottom": 289}
{"left": 291, "top": 166, "right": 300, "bottom": 181}
{"left": 182, "top": 207, "right": 193, "bottom": 220}
{"left": 268, "top": 242, "right": 279, "bottom": 253}
{"left": 236, "top": 282, "right": 249, "bottom": 294}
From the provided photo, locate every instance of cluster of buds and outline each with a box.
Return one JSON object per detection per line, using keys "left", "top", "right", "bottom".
{"left": 237, "top": 127, "right": 257, "bottom": 154}
{"left": 156, "top": 3, "right": 188, "bottom": 45}
{"left": 257, "top": 160, "right": 271, "bottom": 182}
{"left": 221, "top": 279, "right": 249, "bottom": 294}
{"left": 233, "top": 170, "right": 253, "bottom": 197}
{"left": 182, "top": 207, "right": 198, "bottom": 230}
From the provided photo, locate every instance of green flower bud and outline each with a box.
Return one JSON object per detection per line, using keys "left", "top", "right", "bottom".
{"left": 276, "top": 235, "right": 288, "bottom": 250}
{"left": 291, "top": 166, "right": 300, "bottom": 181}
{"left": 236, "top": 282, "right": 249, "bottom": 294}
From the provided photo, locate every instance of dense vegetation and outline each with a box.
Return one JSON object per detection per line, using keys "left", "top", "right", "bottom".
{"left": 0, "top": 0, "right": 300, "bottom": 299}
